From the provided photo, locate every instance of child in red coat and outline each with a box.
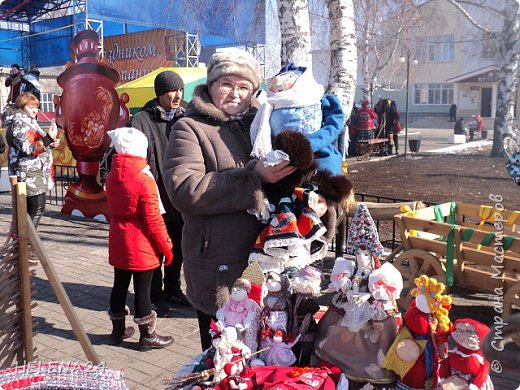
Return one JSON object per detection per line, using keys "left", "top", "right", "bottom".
{"left": 106, "top": 127, "right": 174, "bottom": 351}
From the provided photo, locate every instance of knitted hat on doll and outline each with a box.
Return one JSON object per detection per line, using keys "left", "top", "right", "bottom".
{"left": 346, "top": 203, "right": 384, "bottom": 257}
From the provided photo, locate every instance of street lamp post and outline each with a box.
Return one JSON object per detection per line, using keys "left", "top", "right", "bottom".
{"left": 400, "top": 53, "right": 417, "bottom": 161}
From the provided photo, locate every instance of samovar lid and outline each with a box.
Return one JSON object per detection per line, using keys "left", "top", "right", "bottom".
{"left": 72, "top": 29, "right": 101, "bottom": 61}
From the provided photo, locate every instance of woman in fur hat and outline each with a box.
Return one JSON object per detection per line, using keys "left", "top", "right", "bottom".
{"left": 162, "top": 48, "right": 299, "bottom": 351}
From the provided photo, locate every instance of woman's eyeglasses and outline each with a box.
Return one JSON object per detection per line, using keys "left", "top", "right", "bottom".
{"left": 219, "top": 81, "right": 252, "bottom": 97}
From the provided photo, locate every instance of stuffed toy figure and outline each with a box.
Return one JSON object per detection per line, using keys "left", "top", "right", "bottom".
{"left": 314, "top": 257, "right": 401, "bottom": 385}
{"left": 216, "top": 364, "right": 254, "bottom": 390}
{"left": 250, "top": 63, "right": 344, "bottom": 176}
{"left": 439, "top": 318, "right": 494, "bottom": 390}
{"left": 383, "top": 275, "right": 452, "bottom": 390}
{"left": 216, "top": 278, "right": 262, "bottom": 353}
{"left": 249, "top": 185, "right": 328, "bottom": 273}
{"left": 314, "top": 205, "right": 403, "bottom": 387}
{"left": 212, "top": 326, "right": 252, "bottom": 384}
{"left": 261, "top": 329, "right": 300, "bottom": 366}
{"left": 290, "top": 265, "right": 323, "bottom": 366}
{"left": 259, "top": 272, "right": 293, "bottom": 334}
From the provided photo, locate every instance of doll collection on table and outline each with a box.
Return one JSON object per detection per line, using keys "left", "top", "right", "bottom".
{"left": 169, "top": 64, "right": 495, "bottom": 390}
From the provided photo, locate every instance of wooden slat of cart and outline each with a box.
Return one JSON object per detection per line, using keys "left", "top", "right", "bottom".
{"left": 403, "top": 202, "right": 452, "bottom": 221}
{"left": 456, "top": 202, "right": 520, "bottom": 235}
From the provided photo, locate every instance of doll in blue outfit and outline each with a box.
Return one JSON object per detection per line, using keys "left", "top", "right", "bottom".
{"left": 250, "top": 63, "right": 344, "bottom": 176}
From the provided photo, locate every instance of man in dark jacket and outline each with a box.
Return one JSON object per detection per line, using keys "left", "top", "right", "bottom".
{"left": 131, "top": 70, "right": 189, "bottom": 317}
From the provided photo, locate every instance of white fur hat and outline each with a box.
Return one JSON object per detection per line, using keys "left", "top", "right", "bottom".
{"left": 207, "top": 48, "right": 260, "bottom": 90}
{"left": 107, "top": 127, "right": 148, "bottom": 158}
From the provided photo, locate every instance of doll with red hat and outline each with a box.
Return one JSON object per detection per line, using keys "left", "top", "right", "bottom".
{"left": 216, "top": 363, "right": 254, "bottom": 390}
{"left": 439, "top": 318, "right": 494, "bottom": 390}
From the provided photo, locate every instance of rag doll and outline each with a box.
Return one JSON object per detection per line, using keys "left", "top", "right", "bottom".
{"left": 314, "top": 256, "right": 401, "bottom": 385}
{"left": 259, "top": 272, "right": 293, "bottom": 350}
{"left": 290, "top": 265, "right": 323, "bottom": 366}
{"left": 250, "top": 63, "right": 344, "bottom": 176}
{"left": 314, "top": 204, "right": 403, "bottom": 385}
{"left": 261, "top": 329, "right": 300, "bottom": 366}
{"left": 212, "top": 326, "right": 251, "bottom": 384}
{"left": 383, "top": 275, "right": 452, "bottom": 390}
{"left": 249, "top": 185, "right": 328, "bottom": 273}
{"left": 216, "top": 363, "right": 254, "bottom": 390}
{"left": 440, "top": 319, "right": 494, "bottom": 390}
{"left": 216, "top": 278, "right": 262, "bottom": 353}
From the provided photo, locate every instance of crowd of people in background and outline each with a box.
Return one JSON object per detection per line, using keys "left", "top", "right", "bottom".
{"left": 347, "top": 98, "right": 402, "bottom": 157}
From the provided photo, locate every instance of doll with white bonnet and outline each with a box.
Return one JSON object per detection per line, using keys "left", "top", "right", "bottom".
{"left": 216, "top": 278, "right": 261, "bottom": 352}
{"left": 290, "top": 265, "right": 323, "bottom": 366}
{"left": 313, "top": 203, "right": 402, "bottom": 385}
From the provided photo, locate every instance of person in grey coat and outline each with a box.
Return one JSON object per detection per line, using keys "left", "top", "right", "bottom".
{"left": 162, "top": 49, "right": 297, "bottom": 350}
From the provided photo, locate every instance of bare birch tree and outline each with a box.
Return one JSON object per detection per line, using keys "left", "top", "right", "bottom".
{"left": 355, "top": 0, "right": 422, "bottom": 102}
{"left": 326, "top": 0, "right": 357, "bottom": 115}
{"left": 278, "top": 0, "right": 312, "bottom": 66}
{"left": 446, "top": 0, "right": 520, "bottom": 157}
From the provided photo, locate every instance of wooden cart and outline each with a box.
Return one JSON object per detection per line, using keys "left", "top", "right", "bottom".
{"left": 355, "top": 138, "right": 389, "bottom": 161}
{"left": 393, "top": 201, "right": 520, "bottom": 318}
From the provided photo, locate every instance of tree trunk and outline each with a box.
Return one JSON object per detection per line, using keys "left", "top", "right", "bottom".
{"left": 278, "top": 0, "right": 312, "bottom": 66}
{"left": 326, "top": 0, "right": 357, "bottom": 159}
{"left": 491, "top": 0, "right": 520, "bottom": 157}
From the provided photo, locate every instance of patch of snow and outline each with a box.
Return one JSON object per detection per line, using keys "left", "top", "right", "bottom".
{"left": 424, "top": 140, "right": 492, "bottom": 154}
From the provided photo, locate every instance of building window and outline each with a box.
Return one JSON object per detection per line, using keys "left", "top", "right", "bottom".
{"left": 414, "top": 83, "right": 453, "bottom": 105}
{"left": 40, "top": 93, "right": 55, "bottom": 113}
{"left": 416, "top": 35, "right": 454, "bottom": 63}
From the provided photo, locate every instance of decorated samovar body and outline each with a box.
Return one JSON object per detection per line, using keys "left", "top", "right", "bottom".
{"left": 54, "top": 29, "right": 129, "bottom": 221}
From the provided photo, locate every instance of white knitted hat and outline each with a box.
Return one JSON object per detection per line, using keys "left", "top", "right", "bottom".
{"left": 107, "top": 127, "right": 148, "bottom": 158}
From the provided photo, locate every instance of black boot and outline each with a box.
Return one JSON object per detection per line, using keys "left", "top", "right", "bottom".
{"left": 135, "top": 310, "right": 174, "bottom": 351}
{"left": 108, "top": 306, "right": 135, "bottom": 345}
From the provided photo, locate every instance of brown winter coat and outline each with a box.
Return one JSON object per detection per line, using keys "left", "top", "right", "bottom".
{"left": 162, "top": 85, "right": 265, "bottom": 314}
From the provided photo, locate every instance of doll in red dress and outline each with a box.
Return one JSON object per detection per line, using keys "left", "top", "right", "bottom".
{"left": 439, "top": 318, "right": 494, "bottom": 390}
{"left": 383, "top": 275, "right": 452, "bottom": 390}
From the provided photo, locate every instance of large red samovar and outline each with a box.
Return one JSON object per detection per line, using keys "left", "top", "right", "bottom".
{"left": 54, "top": 29, "right": 129, "bottom": 221}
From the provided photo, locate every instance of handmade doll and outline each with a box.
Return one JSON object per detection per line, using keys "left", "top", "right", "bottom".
{"left": 212, "top": 326, "right": 251, "bottom": 384}
{"left": 314, "top": 205, "right": 402, "bottom": 385}
{"left": 261, "top": 329, "right": 300, "bottom": 366}
{"left": 383, "top": 275, "right": 452, "bottom": 390}
{"left": 250, "top": 63, "right": 344, "bottom": 176}
{"left": 290, "top": 265, "right": 323, "bottom": 366}
{"left": 216, "top": 278, "right": 262, "bottom": 353}
{"left": 259, "top": 272, "right": 293, "bottom": 351}
{"left": 440, "top": 318, "right": 494, "bottom": 390}
{"left": 216, "top": 363, "right": 254, "bottom": 390}
{"left": 314, "top": 257, "right": 401, "bottom": 385}
{"left": 249, "top": 185, "right": 328, "bottom": 273}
